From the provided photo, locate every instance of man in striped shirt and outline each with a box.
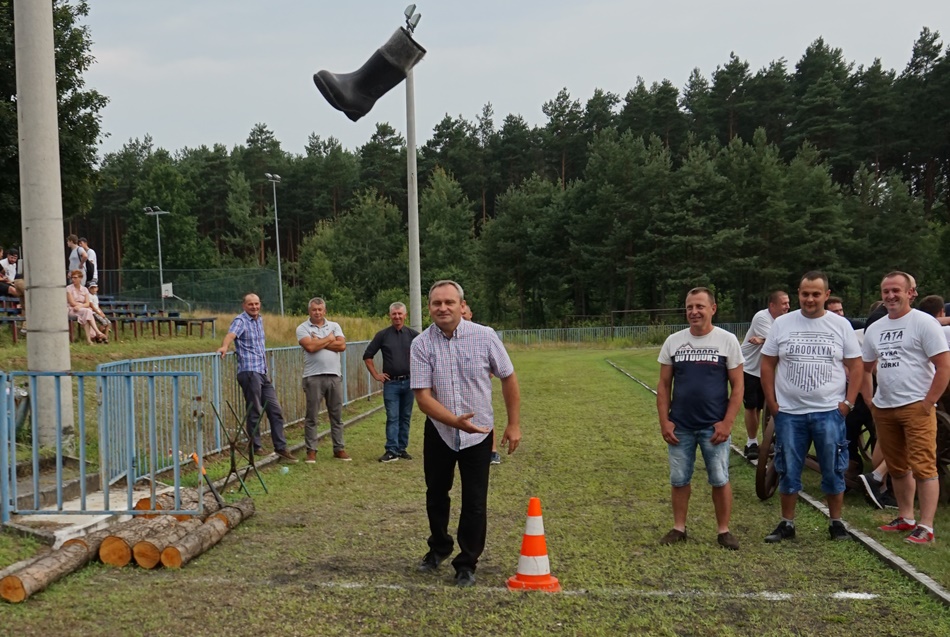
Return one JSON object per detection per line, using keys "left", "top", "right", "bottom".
{"left": 411, "top": 280, "right": 522, "bottom": 588}
{"left": 217, "top": 293, "right": 297, "bottom": 463}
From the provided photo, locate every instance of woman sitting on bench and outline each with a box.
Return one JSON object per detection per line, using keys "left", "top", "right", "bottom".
{"left": 67, "top": 270, "right": 107, "bottom": 344}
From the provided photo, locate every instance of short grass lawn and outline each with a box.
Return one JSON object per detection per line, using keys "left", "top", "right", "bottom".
{"left": 1, "top": 348, "right": 949, "bottom": 636}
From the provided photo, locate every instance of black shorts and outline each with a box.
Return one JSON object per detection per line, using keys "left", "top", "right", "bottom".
{"left": 1, "top": 282, "right": 16, "bottom": 296}
{"left": 743, "top": 373, "right": 765, "bottom": 410}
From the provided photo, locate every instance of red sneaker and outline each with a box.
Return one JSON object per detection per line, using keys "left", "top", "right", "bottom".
{"left": 904, "top": 526, "right": 935, "bottom": 545}
{"left": 879, "top": 517, "right": 915, "bottom": 532}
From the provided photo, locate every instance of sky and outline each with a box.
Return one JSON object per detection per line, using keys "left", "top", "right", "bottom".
{"left": 82, "top": 0, "right": 949, "bottom": 159}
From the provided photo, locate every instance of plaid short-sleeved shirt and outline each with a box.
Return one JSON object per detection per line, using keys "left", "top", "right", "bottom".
{"left": 410, "top": 319, "right": 515, "bottom": 451}
{"left": 228, "top": 312, "right": 268, "bottom": 374}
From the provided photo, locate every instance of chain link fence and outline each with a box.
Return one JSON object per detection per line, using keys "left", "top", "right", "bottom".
{"left": 96, "top": 269, "right": 280, "bottom": 314}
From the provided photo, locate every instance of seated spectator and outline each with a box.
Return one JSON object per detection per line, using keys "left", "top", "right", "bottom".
{"left": 86, "top": 282, "right": 112, "bottom": 339}
{"left": 0, "top": 248, "right": 20, "bottom": 298}
{"left": 66, "top": 270, "right": 107, "bottom": 344}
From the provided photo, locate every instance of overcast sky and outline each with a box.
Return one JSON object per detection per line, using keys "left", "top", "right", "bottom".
{"left": 83, "top": 1, "right": 948, "bottom": 159}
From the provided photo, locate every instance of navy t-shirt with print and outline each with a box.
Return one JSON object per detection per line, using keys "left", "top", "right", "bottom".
{"left": 658, "top": 327, "right": 744, "bottom": 430}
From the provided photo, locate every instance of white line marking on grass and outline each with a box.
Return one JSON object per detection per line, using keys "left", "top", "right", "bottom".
{"left": 183, "top": 576, "right": 879, "bottom": 601}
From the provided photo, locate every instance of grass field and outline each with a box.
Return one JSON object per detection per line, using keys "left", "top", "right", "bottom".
{"left": 2, "top": 348, "right": 950, "bottom": 635}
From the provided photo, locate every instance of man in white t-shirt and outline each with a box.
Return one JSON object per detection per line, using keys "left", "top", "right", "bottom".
{"left": 862, "top": 273, "right": 950, "bottom": 545}
{"left": 761, "top": 271, "right": 862, "bottom": 543}
{"left": 79, "top": 238, "right": 98, "bottom": 286}
{"left": 296, "top": 297, "right": 349, "bottom": 462}
{"left": 66, "top": 234, "right": 87, "bottom": 285}
{"left": 739, "top": 290, "right": 789, "bottom": 460}
{"left": 657, "top": 287, "right": 744, "bottom": 550}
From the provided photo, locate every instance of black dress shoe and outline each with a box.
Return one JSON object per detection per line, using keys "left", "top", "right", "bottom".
{"left": 454, "top": 568, "right": 476, "bottom": 588}
{"left": 417, "top": 551, "right": 448, "bottom": 573}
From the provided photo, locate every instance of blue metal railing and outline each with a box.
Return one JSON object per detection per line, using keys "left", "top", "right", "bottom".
{"left": 496, "top": 323, "right": 752, "bottom": 346}
{"left": 95, "top": 341, "right": 382, "bottom": 484}
{"left": 1, "top": 371, "right": 204, "bottom": 523}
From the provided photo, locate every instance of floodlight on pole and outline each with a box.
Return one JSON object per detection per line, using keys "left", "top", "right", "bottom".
{"left": 265, "top": 173, "right": 285, "bottom": 315}
{"left": 143, "top": 206, "right": 170, "bottom": 312}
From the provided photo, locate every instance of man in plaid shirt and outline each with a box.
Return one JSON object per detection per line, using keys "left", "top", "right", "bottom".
{"left": 411, "top": 280, "right": 522, "bottom": 588}
{"left": 217, "top": 293, "right": 297, "bottom": 463}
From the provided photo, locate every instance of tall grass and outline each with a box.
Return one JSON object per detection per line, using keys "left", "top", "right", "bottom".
{"left": 200, "top": 311, "right": 390, "bottom": 347}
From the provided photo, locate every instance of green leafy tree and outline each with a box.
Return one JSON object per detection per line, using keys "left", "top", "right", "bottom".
{"left": 0, "top": 0, "right": 108, "bottom": 244}
{"left": 419, "top": 167, "right": 476, "bottom": 284}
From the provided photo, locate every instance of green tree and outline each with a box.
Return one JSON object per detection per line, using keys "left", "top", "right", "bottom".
{"left": 419, "top": 167, "right": 476, "bottom": 284}
{"left": 0, "top": 0, "right": 108, "bottom": 244}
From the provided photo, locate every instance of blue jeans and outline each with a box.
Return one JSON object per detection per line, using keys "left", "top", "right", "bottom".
{"left": 383, "top": 378, "right": 414, "bottom": 453}
{"left": 667, "top": 426, "right": 731, "bottom": 488}
{"left": 774, "top": 409, "right": 849, "bottom": 495}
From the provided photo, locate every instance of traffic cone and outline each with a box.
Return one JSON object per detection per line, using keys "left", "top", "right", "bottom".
{"left": 507, "top": 497, "right": 561, "bottom": 592}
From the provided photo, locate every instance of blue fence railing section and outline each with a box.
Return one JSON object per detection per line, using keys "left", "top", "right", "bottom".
{"left": 496, "top": 323, "right": 752, "bottom": 346}
{"left": 1, "top": 371, "right": 205, "bottom": 524}
{"left": 96, "top": 341, "right": 382, "bottom": 485}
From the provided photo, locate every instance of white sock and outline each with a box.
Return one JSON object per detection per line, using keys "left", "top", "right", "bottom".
{"left": 746, "top": 438, "right": 757, "bottom": 447}
{"left": 918, "top": 524, "right": 933, "bottom": 533}
{"left": 871, "top": 470, "right": 884, "bottom": 482}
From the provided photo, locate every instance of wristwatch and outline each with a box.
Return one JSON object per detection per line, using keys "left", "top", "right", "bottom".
{"left": 842, "top": 399, "right": 854, "bottom": 411}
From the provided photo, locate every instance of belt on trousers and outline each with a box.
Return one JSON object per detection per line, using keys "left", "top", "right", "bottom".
{"left": 387, "top": 375, "right": 410, "bottom": 381}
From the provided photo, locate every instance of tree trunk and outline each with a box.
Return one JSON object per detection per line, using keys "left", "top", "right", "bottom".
{"left": 99, "top": 516, "right": 178, "bottom": 567}
{"left": 133, "top": 489, "right": 221, "bottom": 520}
{"left": 209, "top": 498, "right": 255, "bottom": 530}
{"left": 132, "top": 518, "right": 203, "bottom": 569}
{"left": 1, "top": 544, "right": 89, "bottom": 603}
{"left": 161, "top": 517, "right": 230, "bottom": 569}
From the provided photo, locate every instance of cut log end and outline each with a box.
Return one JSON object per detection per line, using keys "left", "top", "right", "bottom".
{"left": 132, "top": 543, "right": 161, "bottom": 570}
{"left": 0, "top": 575, "right": 27, "bottom": 604}
{"left": 160, "top": 547, "right": 183, "bottom": 569}
{"left": 99, "top": 537, "right": 133, "bottom": 568}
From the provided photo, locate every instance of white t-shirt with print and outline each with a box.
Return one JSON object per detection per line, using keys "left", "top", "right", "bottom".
{"left": 762, "top": 310, "right": 861, "bottom": 414}
{"left": 862, "top": 310, "right": 950, "bottom": 408}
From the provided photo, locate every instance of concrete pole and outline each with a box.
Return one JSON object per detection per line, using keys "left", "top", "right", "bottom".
{"left": 14, "top": 0, "right": 74, "bottom": 444}
{"left": 271, "top": 180, "right": 285, "bottom": 316}
{"left": 406, "top": 68, "right": 422, "bottom": 332}
{"left": 155, "top": 213, "right": 165, "bottom": 313}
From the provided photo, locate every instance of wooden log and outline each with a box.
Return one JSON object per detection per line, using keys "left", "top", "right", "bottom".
{"left": 62, "top": 525, "right": 122, "bottom": 559}
{"left": 134, "top": 489, "right": 221, "bottom": 520}
{"left": 161, "top": 517, "right": 230, "bottom": 569}
{"left": 210, "top": 498, "right": 256, "bottom": 529}
{"left": 132, "top": 518, "right": 203, "bottom": 569}
{"left": 1, "top": 544, "right": 91, "bottom": 603}
{"left": 99, "top": 516, "right": 178, "bottom": 567}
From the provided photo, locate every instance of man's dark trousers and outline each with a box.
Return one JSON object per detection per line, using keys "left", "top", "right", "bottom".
{"left": 423, "top": 417, "right": 492, "bottom": 573}
{"left": 237, "top": 370, "right": 287, "bottom": 450}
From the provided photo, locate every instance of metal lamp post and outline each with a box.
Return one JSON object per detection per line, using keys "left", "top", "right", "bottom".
{"left": 143, "top": 206, "right": 169, "bottom": 312}
{"left": 404, "top": 5, "right": 423, "bottom": 332}
{"left": 264, "top": 173, "right": 285, "bottom": 315}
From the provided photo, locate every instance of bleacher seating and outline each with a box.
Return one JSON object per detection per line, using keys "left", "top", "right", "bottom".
{"left": 2, "top": 294, "right": 215, "bottom": 343}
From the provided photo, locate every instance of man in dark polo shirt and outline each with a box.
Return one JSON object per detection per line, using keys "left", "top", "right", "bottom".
{"left": 364, "top": 302, "right": 420, "bottom": 462}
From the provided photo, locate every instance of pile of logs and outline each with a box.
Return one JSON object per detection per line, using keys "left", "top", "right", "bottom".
{"left": 0, "top": 489, "right": 254, "bottom": 603}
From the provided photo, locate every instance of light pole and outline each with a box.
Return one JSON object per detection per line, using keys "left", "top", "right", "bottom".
{"left": 404, "top": 5, "right": 423, "bottom": 332}
{"left": 143, "top": 206, "right": 169, "bottom": 312}
{"left": 264, "top": 173, "right": 285, "bottom": 315}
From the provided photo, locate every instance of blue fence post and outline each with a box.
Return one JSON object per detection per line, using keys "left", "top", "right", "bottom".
{"left": 0, "top": 373, "right": 9, "bottom": 524}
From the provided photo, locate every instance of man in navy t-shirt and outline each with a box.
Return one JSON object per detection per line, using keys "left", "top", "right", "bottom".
{"left": 657, "top": 287, "right": 744, "bottom": 550}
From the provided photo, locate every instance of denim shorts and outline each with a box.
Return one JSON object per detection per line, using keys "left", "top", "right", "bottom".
{"left": 667, "top": 426, "right": 731, "bottom": 488}
{"left": 773, "top": 409, "right": 849, "bottom": 495}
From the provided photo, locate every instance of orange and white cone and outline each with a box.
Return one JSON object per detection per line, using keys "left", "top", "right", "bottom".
{"left": 507, "top": 497, "right": 561, "bottom": 592}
